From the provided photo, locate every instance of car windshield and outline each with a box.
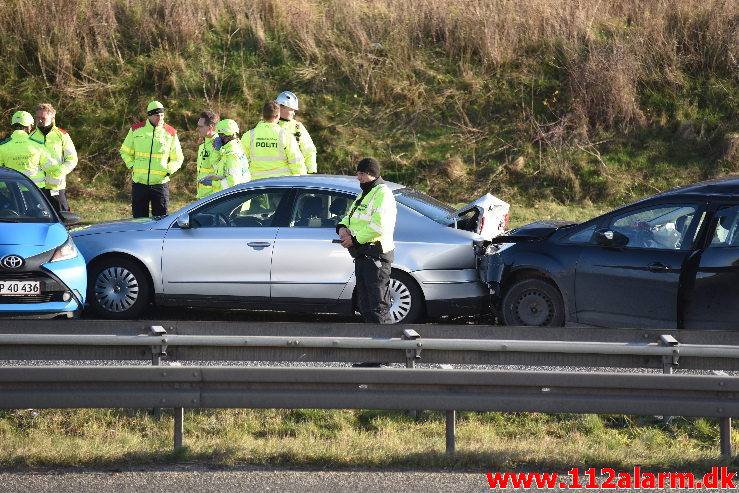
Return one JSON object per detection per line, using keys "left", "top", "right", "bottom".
{"left": 0, "top": 176, "right": 55, "bottom": 223}
{"left": 394, "top": 188, "right": 455, "bottom": 225}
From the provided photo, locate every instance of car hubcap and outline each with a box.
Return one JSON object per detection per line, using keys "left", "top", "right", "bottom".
{"left": 389, "top": 278, "right": 412, "bottom": 323}
{"left": 94, "top": 266, "right": 139, "bottom": 313}
{"left": 515, "top": 289, "right": 553, "bottom": 326}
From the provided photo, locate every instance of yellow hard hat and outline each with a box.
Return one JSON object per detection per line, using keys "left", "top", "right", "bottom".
{"left": 147, "top": 101, "right": 164, "bottom": 114}
{"left": 215, "top": 119, "right": 239, "bottom": 136}
{"left": 11, "top": 111, "right": 34, "bottom": 127}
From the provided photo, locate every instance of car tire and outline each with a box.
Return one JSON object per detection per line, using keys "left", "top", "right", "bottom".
{"left": 501, "top": 278, "right": 565, "bottom": 327}
{"left": 389, "top": 270, "right": 424, "bottom": 324}
{"left": 87, "top": 257, "right": 151, "bottom": 319}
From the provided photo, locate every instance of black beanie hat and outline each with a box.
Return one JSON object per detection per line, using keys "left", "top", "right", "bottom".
{"left": 356, "top": 158, "right": 381, "bottom": 177}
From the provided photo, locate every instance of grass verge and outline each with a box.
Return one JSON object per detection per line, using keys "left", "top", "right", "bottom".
{"left": 1, "top": 409, "right": 737, "bottom": 471}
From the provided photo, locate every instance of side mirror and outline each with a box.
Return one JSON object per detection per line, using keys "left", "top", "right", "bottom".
{"left": 59, "top": 211, "right": 81, "bottom": 227}
{"left": 595, "top": 229, "right": 629, "bottom": 247}
{"left": 176, "top": 213, "right": 191, "bottom": 229}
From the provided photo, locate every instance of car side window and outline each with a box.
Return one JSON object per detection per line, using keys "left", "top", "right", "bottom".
{"left": 563, "top": 224, "right": 597, "bottom": 244}
{"left": 609, "top": 204, "right": 700, "bottom": 250}
{"left": 190, "top": 189, "right": 286, "bottom": 228}
{"left": 709, "top": 205, "right": 739, "bottom": 248}
{"left": 290, "top": 191, "right": 353, "bottom": 228}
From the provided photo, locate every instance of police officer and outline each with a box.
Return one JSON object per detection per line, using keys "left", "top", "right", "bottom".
{"left": 30, "top": 103, "right": 78, "bottom": 212}
{"left": 199, "top": 119, "right": 249, "bottom": 194}
{"left": 243, "top": 101, "right": 305, "bottom": 180}
{"left": 337, "top": 158, "right": 397, "bottom": 324}
{"left": 274, "top": 91, "right": 318, "bottom": 173}
{"left": 0, "top": 111, "right": 55, "bottom": 189}
{"left": 195, "top": 110, "right": 219, "bottom": 199}
{"left": 119, "top": 101, "right": 184, "bottom": 218}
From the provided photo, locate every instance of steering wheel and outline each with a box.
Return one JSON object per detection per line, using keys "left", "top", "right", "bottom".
{"left": 215, "top": 212, "right": 231, "bottom": 227}
{"left": 633, "top": 228, "right": 654, "bottom": 248}
{"left": 0, "top": 209, "right": 20, "bottom": 217}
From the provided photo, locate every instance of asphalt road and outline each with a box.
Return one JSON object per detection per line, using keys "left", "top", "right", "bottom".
{"left": 0, "top": 466, "right": 497, "bottom": 493}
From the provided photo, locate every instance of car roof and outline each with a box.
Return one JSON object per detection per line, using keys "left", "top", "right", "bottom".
{"left": 0, "top": 167, "right": 32, "bottom": 181}
{"left": 651, "top": 174, "right": 739, "bottom": 200}
{"left": 231, "top": 174, "right": 405, "bottom": 193}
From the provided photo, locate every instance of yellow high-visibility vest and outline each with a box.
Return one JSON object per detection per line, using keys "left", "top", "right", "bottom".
{"left": 0, "top": 130, "right": 55, "bottom": 188}
{"left": 29, "top": 123, "right": 77, "bottom": 190}
{"left": 120, "top": 120, "right": 183, "bottom": 185}
{"left": 243, "top": 120, "right": 305, "bottom": 180}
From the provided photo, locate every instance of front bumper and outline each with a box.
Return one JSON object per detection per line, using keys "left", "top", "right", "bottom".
{"left": 0, "top": 255, "right": 86, "bottom": 317}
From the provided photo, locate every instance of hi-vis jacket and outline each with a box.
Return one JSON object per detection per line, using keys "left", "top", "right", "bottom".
{"left": 196, "top": 135, "right": 218, "bottom": 199}
{"left": 277, "top": 119, "right": 317, "bottom": 173}
{"left": 339, "top": 181, "right": 396, "bottom": 253}
{"left": 0, "top": 130, "right": 56, "bottom": 188}
{"left": 211, "top": 138, "right": 249, "bottom": 194}
{"left": 29, "top": 123, "right": 77, "bottom": 190}
{"left": 243, "top": 120, "right": 305, "bottom": 180}
{"left": 120, "top": 120, "right": 184, "bottom": 185}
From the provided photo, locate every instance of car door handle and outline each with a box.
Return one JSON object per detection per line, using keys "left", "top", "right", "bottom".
{"left": 247, "top": 242, "right": 271, "bottom": 248}
{"left": 647, "top": 262, "right": 670, "bottom": 272}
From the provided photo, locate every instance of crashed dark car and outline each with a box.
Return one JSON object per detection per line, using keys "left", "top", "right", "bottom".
{"left": 481, "top": 174, "right": 739, "bottom": 329}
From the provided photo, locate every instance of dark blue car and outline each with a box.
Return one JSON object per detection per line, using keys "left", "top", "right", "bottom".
{"left": 484, "top": 174, "right": 739, "bottom": 329}
{"left": 0, "top": 167, "right": 86, "bottom": 318}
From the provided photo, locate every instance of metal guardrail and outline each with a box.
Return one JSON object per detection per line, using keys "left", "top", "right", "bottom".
{"left": 4, "top": 319, "right": 739, "bottom": 370}
{"left": 1, "top": 320, "right": 739, "bottom": 456}
{"left": 1, "top": 366, "right": 738, "bottom": 454}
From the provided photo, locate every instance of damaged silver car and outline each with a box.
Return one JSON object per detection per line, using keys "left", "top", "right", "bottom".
{"left": 72, "top": 175, "right": 509, "bottom": 323}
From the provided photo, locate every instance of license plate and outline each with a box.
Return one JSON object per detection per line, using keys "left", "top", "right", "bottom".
{"left": 0, "top": 281, "right": 41, "bottom": 295}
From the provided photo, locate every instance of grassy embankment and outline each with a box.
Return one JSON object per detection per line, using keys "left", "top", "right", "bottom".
{"left": 1, "top": 0, "right": 738, "bottom": 469}
{"left": 2, "top": 0, "right": 736, "bottom": 225}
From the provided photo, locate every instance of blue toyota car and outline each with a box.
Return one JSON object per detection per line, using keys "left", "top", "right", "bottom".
{"left": 0, "top": 167, "right": 86, "bottom": 318}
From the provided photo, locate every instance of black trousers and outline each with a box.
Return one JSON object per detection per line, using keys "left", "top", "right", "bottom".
{"left": 355, "top": 250, "right": 394, "bottom": 324}
{"left": 42, "top": 189, "right": 70, "bottom": 212}
{"left": 132, "top": 182, "right": 169, "bottom": 218}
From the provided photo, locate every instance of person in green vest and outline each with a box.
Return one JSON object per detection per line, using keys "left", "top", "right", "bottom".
{"left": 195, "top": 110, "right": 220, "bottom": 199}
{"left": 0, "top": 111, "right": 55, "bottom": 190}
{"left": 337, "top": 158, "right": 397, "bottom": 324}
{"left": 199, "top": 119, "right": 249, "bottom": 194}
{"left": 274, "top": 91, "right": 317, "bottom": 173}
{"left": 119, "top": 100, "right": 184, "bottom": 218}
{"left": 243, "top": 101, "right": 305, "bottom": 180}
{"left": 30, "top": 103, "right": 78, "bottom": 212}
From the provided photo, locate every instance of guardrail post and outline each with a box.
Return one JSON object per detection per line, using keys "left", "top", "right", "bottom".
{"left": 659, "top": 335, "right": 679, "bottom": 424}
{"left": 150, "top": 326, "right": 168, "bottom": 419}
{"left": 174, "top": 408, "right": 184, "bottom": 450}
{"left": 720, "top": 417, "right": 732, "bottom": 458}
{"left": 403, "top": 329, "right": 422, "bottom": 419}
{"left": 446, "top": 410, "right": 456, "bottom": 455}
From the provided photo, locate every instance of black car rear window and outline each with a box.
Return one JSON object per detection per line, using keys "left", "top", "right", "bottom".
{"left": 394, "top": 188, "right": 455, "bottom": 225}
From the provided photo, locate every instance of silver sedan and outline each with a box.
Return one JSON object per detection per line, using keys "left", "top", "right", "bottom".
{"left": 72, "top": 175, "right": 509, "bottom": 323}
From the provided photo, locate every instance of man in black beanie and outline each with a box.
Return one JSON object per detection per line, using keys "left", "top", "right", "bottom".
{"left": 337, "top": 158, "right": 397, "bottom": 323}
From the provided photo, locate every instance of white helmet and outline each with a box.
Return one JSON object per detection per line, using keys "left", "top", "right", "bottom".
{"left": 275, "top": 91, "right": 299, "bottom": 111}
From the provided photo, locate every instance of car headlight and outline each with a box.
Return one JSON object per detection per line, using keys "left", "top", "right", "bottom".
{"left": 50, "top": 237, "right": 79, "bottom": 262}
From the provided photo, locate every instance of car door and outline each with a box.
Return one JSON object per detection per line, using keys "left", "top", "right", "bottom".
{"left": 161, "top": 188, "right": 288, "bottom": 302}
{"left": 270, "top": 189, "right": 357, "bottom": 304}
{"left": 683, "top": 204, "right": 739, "bottom": 330}
{"left": 574, "top": 203, "right": 704, "bottom": 329}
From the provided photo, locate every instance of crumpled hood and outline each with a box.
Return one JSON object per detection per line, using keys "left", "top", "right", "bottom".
{"left": 71, "top": 217, "right": 163, "bottom": 237}
{"left": 0, "top": 222, "right": 68, "bottom": 252}
{"left": 490, "top": 220, "right": 577, "bottom": 243}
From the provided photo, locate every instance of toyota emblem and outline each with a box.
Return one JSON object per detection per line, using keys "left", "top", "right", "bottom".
{"left": 1, "top": 255, "right": 24, "bottom": 269}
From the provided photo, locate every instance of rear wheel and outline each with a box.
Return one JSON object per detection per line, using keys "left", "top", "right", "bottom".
{"left": 501, "top": 278, "right": 565, "bottom": 326}
{"left": 388, "top": 270, "right": 424, "bottom": 324}
{"left": 87, "top": 257, "right": 151, "bottom": 319}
